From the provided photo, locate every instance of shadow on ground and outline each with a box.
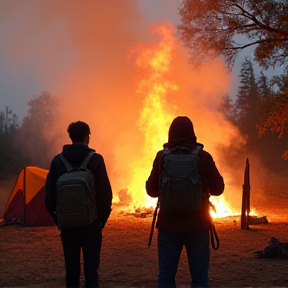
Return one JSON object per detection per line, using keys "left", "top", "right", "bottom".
{"left": 7, "top": 282, "right": 193, "bottom": 288}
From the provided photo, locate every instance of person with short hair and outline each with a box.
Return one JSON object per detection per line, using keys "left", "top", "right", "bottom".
{"left": 45, "top": 121, "right": 113, "bottom": 288}
{"left": 146, "top": 116, "right": 224, "bottom": 288}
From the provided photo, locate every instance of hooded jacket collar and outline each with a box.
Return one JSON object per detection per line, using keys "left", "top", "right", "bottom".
{"left": 62, "top": 144, "right": 95, "bottom": 165}
{"left": 163, "top": 116, "right": 198, "bottom": 150}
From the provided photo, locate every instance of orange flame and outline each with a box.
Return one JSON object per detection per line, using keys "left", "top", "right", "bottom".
{"left": 119, "top": 23, "right": 178, "bottom": 212}
{"left": 115, "top": 22, "right": 241, "bottom": 218}
{"left": 209, "top": 196, "right": 240, "bottom": 218}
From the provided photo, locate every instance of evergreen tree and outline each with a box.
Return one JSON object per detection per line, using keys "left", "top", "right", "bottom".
{"left": 235, "top": 58, "right": 259, "bottom": 147}
{"left": 219, "top": 94, "right": 237, "bottom": 124}
{"left": 257, "top": 71, "right": 271, "bottom": 99}
{"left": 178, "top": 0, "right": 288, "bottom": 161}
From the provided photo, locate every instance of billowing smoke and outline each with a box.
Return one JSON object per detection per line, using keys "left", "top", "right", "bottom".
{"left": 1, "top": 1, "right": 248, "bottom": 213}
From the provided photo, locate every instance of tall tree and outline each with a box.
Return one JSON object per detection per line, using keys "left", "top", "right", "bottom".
{"left": 218, "top": 94, "right": 237, "bottom": 124}
{"left": 0, "top": 107, "right": 19, "bottom": 134}
{"left": 257, "top": 71, "right": 271, "bottom": 99}
{"left": 17, "top": 92, "right": 60, "bottom": 168}
{"left": 178, "top": 0, "right": 288, "bottom": 159}
{"left": 235, "top": 58, "right": 259, "bottom": 146}
{"left": 178, "top": 0, "right": 288, "bottom": 69}
{"left": 0, "top": 107, "right": 21, "bottom": 174}
{"left": 257, "top": 69, "right": 288, "bottom": 159}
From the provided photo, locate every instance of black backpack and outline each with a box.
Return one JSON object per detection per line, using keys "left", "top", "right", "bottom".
{"left": 149, "top": 146, "right": 219, "bottom": 250}
{"left": 160, "top": 146, "right": 204, "bottom": 215}
{"left": 56, "top": 151, "right": 97, "bottom": 229}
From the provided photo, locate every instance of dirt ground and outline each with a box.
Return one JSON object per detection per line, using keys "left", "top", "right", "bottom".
{"left": 1, "top": 205, "right": 288, "bottom": 288}
{"left": 1, "top": 174, "right": 288, "bottom": 288}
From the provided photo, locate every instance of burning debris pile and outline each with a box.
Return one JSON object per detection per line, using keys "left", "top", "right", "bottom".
{"left": 254, "top": 237, "right": 288, "bottom": 259}
{"left": 118, "top": 189, "right": 132, "bottom": 205}
{"left": 116, "top": 189, "right": 154, "bottom": 218}
{"left": 133, "top": 207, "right": 154, "bottom": 218}
{"left": 116, "top": 206, "right": 154, "bottom": 218}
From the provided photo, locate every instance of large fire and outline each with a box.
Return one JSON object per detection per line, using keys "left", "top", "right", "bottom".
{"left": 114, "top": 22, "right": 242, "bottom": 219}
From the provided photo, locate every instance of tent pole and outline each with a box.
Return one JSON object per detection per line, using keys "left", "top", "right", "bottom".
{"left": 23, "top": 167, "right": 26, "bottom": 225}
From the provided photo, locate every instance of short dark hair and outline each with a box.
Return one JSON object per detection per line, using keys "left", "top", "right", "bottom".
{"left": 67, "top": 121, "right": 90, "bottom": 142}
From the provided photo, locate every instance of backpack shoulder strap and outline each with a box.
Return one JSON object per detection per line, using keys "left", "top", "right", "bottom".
{"left": 191, "top": 147, "right": 202, "bottom": 156}
{"left": 59, "top": 153, "right": 73, "bottom": 172}
{"left": 167, "top": 146, "right": 202, "bottom": 156}
{"left": 165, "top": 146, "right": 193, "bottom": 155}
{"left": 80, "top": 151, "right": 95, "bottom": 169}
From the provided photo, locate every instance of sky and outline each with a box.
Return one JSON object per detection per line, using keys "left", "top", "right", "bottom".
{"left": 0, "top": 0, "right": 272, "bottom": 212}
{"left": 0, "top": 0, "right": 282, "bottom": 121}
{"left": 0, "top": 0, "right": 179, "bottom": 120}
{"left": 0, "top": 0, "right": 240, "bottom": 121}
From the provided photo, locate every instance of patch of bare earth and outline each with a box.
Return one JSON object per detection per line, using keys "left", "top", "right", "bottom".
{"left": 1, "top": 172, "right": 288, "bottom": 288}
{"left": 1, "top": 207, "right": 288, "bottom": 288}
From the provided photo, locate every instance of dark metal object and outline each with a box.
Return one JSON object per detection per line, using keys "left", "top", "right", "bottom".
{"left": 148, "top": 200, "right": 160, "bottom": 247}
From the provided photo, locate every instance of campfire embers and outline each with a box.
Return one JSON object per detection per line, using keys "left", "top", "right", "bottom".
{"left": 116, "top": 207, "right": 154, "bottom": 218}
{"left": 134, "top": 207, "right": 154, "bottom": 218}
{"left": 116, "top": 189, "right": 154, "bottom": 218}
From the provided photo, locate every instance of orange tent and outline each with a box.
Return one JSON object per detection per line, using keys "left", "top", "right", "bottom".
{"left": 2, "top": 166, "right": 54, "bottom": 226}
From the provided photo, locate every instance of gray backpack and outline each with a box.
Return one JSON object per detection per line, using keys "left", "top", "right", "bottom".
{"left": 56, "top": 151, "right": 97, "bottom": 229}
{"left": 160, "top": 146, "right": 204, "bottom": 214}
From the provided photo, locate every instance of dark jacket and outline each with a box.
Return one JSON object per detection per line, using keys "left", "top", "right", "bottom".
{"left": 146, "top": 116, "right": 224, "bottom": 232}
{"left": 45, "top": 144, "right": 113, "bottom": 229}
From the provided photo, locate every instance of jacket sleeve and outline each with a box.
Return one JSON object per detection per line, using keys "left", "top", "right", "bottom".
{"left": 200, "top": 151, "right": 225, "bottom": 196}
{"left": 146, "top": 151, "right": 162, "bottom": 198}
{"left": 94, "top": 155, "right": 113, "bottom": 228}
{"left": 45, "top": 158, "right": 59, "bottom": 225}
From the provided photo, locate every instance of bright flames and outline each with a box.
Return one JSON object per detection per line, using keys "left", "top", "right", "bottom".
{"left": 114, "top": 22, "right": 240, "bottom": 218}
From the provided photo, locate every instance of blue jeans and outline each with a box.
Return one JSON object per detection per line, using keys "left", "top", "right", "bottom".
{"left": 60, "top": 221, "right": 102, "bottom": 288}
{"left": 157, "top": 230, "right": 210, "bottom": 288}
